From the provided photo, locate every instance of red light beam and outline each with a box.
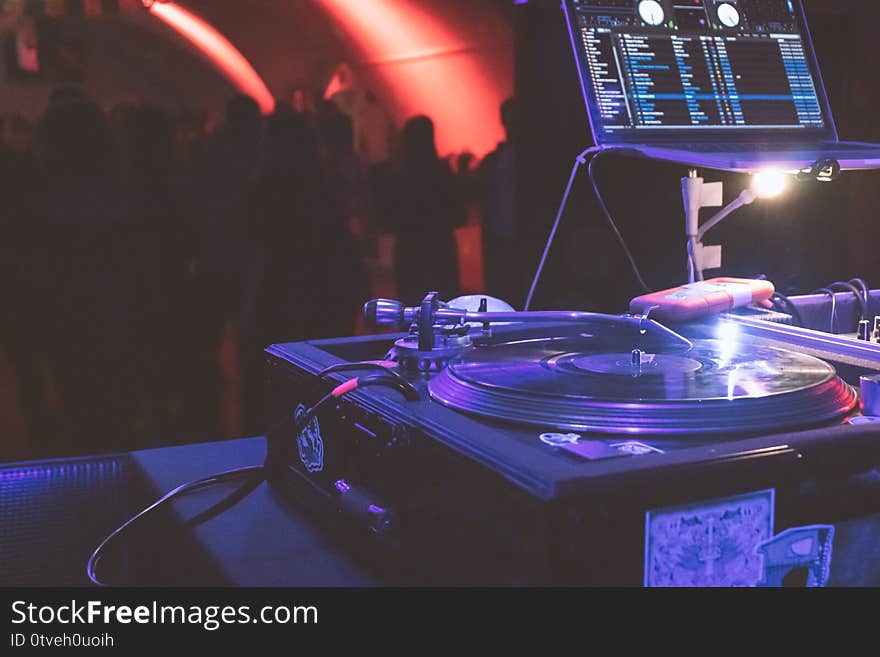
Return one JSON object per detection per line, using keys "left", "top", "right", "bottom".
{"left": 316, "top": 0, "right": 509, "bottom": 156}
{"left": 149, "top": 2, "right": 275, "bottom": 115}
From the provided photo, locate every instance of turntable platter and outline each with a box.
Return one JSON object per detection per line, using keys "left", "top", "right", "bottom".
{"left": 427, "top": 337, "right": 857, "bottom": 435}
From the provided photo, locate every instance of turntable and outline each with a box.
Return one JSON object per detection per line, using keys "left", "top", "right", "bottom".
{"left": 264, "top": 292, "right": 880, "bottom": 587}
{"left": 429, "top": 337, "right": 856, "bottom": 436}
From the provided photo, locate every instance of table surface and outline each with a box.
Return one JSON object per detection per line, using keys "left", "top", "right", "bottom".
{"left": 1, "top": 438, "right": 376, "bottom": 587}
{"left": 6, "top": 435, "right": 880, "bottom": 586}
{"left": 130, "top": 437, "right": 376, "bottom": 587}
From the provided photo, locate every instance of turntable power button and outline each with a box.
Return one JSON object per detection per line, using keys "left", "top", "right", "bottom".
{"left": 859, "top": 374, "right": 880, "bottom": 417}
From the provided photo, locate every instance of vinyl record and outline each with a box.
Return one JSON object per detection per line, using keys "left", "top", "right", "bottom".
{"left": 428, "top": 337, "right": 857, "bottom": 435}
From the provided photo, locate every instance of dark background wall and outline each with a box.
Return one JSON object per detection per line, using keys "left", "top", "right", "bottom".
{"left": 0, "top": 10, "right": 237, "bottom": 117}
{"left": 515, "top": 0, "right": 880, "bottom": 312}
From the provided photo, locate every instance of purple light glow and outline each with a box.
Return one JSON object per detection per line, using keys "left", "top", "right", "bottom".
{"left": 0, "top": 461, "right": 121, "bottom": 485}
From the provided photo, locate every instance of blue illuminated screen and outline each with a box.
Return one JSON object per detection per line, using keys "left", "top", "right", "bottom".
{"left": 568, "top": 0, "right": 827, "bottom": 135}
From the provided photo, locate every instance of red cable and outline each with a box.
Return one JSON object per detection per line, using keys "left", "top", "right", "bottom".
{"left": 332, "top": 378, "right": 360, "bottom": 398}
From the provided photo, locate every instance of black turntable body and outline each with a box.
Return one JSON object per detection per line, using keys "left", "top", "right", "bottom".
{"left": 264, "top": 296, "right": 880, "bottom": 586}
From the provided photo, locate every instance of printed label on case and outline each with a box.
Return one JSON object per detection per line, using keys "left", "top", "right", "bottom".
{"left": 645, "top": 489, "right": 836, "bottom": 587}
{"left": 296, "top": 404, "right": 324, "bottom": 473}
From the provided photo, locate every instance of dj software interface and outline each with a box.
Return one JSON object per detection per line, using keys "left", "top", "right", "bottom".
{"left": 572, "top": 0, "right": 825, "bottom": 130}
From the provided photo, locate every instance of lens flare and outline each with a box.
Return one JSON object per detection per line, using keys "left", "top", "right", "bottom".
{"left": 751, "top": 169, "right": 787, "bottom": 199}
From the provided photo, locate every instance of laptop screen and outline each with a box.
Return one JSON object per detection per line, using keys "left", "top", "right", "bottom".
{"left": 563, "top": 0, "right": 838, "bottom": 145}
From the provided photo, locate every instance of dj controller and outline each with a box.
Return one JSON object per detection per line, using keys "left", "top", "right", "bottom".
{"left": 264, "top": 287, "right": 880, "bottom": 587}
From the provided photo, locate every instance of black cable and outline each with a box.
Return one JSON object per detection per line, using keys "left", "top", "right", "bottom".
{"left": 848, "top": 278, "right": 872, "bottom": 320}
{"left": 298, "top": 390, "right": 335, "bottom": 426}
{"left": 524, "top": 147, "right": 598, "bottom": 311}
{"left": 849, "top": 278, "right": 870, "bottom": 306}
{"left": 318, "top": 361, "right": 408, "bottom": 385}
{"left": 771, "top": 293, "right": 805, "bottom": 328}
{"left": 294, "top": 374, "right": 419, "bottom": 434}
{"left": 524, "top": 147, "right": 651, "bottom": 310}
{"left": 587, "top": 150, "right": 652, "bottom": 294}
{"left": 184, "top": 477, "right": 264, "bottom": 529}
{"left": 814, "top": 288, "right": 838, "bottom": 334}
{"left": 87, "top": 465, "right": 264, "bottom": 587}
{"left": 355, "top": 374, "right": 420, "bottom": 401}
{"left": 826, "top": 282, "right": 868, "bottom": 322}
{"left": 87, "top": 374, "right": 419, "bottom": 587}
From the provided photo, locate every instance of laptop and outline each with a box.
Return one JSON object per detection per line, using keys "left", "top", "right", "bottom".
{"left": 562, "top": 0, "right": 880, "bottom": 173}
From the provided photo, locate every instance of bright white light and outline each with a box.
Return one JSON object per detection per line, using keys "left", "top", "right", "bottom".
{"left": 752, "top": 169, "right": 787, "bottom": 199}
{"left": 716, "top": 321, "right": 741, "bottom": 368}
{"left": 716, "top": 321, "right": 740, "bottom": 344}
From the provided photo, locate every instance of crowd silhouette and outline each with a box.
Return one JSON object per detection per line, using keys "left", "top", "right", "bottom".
{"left": 0, "top": 89, "right": 520, "bottom": 458}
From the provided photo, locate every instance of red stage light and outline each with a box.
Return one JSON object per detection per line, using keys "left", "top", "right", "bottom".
{"left": 315, "top": 0, "right": 509, "bottom": 156}
{"left": 149, "top": 2, "right": 275, "bottom": 115}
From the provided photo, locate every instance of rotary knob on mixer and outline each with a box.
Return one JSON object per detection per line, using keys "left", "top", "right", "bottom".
{"left": 860, "top": 374, "right": 880, "bottom": 417}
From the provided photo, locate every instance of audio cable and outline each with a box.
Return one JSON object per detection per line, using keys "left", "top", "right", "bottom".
{"left": 813, "top": 288, "right": 839, "bottom": 334}
{"left": 826, "top": 281, "right": 869, "bottom": 322}
{"left": 811, "top": 281, "right": 871, "bottom": 336}
{"left": 525, "top": 146, "right": 651, "bottom": 311}
{"left": 293, "top": 373, "right": 419, "bottom": 435}
{"left": 86, "top": 465, "right": 264, "bottom": 587}
{"left": 86, "top": 367, "right": 418, "bottom": 586}
{"left": 769, "top": 292, "right": 805, "bottom": 328}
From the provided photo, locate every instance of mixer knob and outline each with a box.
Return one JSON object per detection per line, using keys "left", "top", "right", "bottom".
{"left": 860, "top": 374, "right": 880, "bottom": 417}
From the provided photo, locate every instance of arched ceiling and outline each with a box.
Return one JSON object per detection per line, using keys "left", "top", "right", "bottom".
{"left": 2, "top": 1, "right": 515, "bottom": 154}
{"left": 0, "top": 1, "right": 851, "bottom": 155}
{"left": 171, "top": 0, "right": 515, "bottom": 155}
{"left": 179, "top": 0, "right": 348, "bottom": 96}
{"left": 0, "top": 10, "right": 238, "bottom": 118}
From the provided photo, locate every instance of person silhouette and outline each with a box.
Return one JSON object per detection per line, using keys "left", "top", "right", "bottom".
{"left": 387, "top": 115, "right": 462, "bottom": 304}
